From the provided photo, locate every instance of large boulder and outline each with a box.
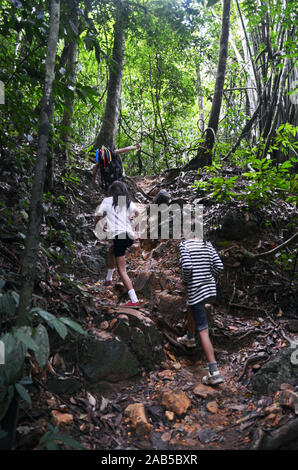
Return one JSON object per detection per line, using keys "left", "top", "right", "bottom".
{"left": 111, "top": 308, "right": 165, "bottom": 369}
{"left": 157, "top": 291, "right": 185, "bottom": 316}
{"left": 251, "top": 346, "right": 298, "bottom": 394}
{"left": 134, "top": 271, "right": 161, "bottom": 299}
{"left": 217, "top": 209, "right": 260, "bottom": 240}
{"left": 80, "top": 329, "right": 139, "bottom": 383}
{"left": 79, "top": 309, "right": 165, "bottom": 383}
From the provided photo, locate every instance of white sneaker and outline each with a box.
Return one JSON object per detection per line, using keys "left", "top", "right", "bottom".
{"left": 202, "top": 370, "right": 225, "bottom": 385}
{"left": 177, "top": 333, "right": 197, "bottom": 348}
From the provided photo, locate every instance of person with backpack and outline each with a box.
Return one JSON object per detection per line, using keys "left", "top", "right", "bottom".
{"left": 95, "top": 180, "right": 140, "bottom": 308}
{"left": 92, "top": 143, "right": 142, "bottom": 191}
{"left": 177, "top": 237, "right": 225, "bottom": 385}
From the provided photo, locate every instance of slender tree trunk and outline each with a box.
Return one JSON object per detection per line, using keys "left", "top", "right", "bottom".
{"left": 195, "top": 59, "right": 205, "bottom": 131}
{"left": 185, "top": 0, "right": 231, "bottom": 170}
{"left": 262, "top": 57, "right": 289, "bottom": 159}
{"left": 205, "top": 0, "right": 231, "bottom": 151}
{"left": 17, "top": 0, "right": 61, "bottom": 326}
{"left": 60, "top": 0, "right": 79, "bottom": 153}
{"left": 94, "top": 4, "right": 127, "bottom": 149}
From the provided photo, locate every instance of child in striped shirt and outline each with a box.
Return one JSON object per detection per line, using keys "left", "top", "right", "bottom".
{"left": 178, "top": 238, "right": 225, "bottom": 385}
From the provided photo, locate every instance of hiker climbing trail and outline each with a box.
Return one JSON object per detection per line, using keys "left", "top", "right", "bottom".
{"left": 3, "top": 168, "right": 297, "bottom": 451}
{"left": 1, "top": 0, "right": 297, "bottom": 453}
{"left": 71, "top": 173, "right": 297, "bottom": 450}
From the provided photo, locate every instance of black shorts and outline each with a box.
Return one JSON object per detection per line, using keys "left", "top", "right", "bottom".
{"left": 113, "top": 233, "right": 134, "bottom": 257}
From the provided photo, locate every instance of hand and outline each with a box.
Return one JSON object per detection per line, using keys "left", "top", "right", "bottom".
{"left": 135, "top": 142, "right": 142, "bottom": 149}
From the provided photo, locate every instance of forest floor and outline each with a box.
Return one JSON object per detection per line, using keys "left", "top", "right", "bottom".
{"left": 1, "top": 155, "right": 298, "bottom": 451}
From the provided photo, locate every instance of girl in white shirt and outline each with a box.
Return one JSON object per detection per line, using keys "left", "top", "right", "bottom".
{"left": 95, "top": 181, "right": 140, "bottom": 307}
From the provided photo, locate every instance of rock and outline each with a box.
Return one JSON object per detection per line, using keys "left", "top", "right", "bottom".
{"left": 161, "top": 431, "right": 173, "bottom": 442}
{"left": 157, "top": 291, "right": 185, "bottom": 316}
{"left": 217, "top": 209, "right": 260, "bottom": 240}
{"left": 152, "top": 190, "right": 171, "bottom": 205}
{"left": 251, "top": 346, "right": 298, "bottom": 394}
{"left": 165, "top": 410, "right": 175, "bottom": 421}
{"left": 193, "top": 383, "right": 219, "bottom": 399}
{"left": 124, "top": 403, "right": 152, "bottom": 436}
{"left": 81, "top": 251, "right": 106, "bottom": 273}
{"left": 158, "top": 370, "right": 174, "bottom": 380}
{"left": 111, "top": 309, "right": 165, "bottom": 369}
{"left": 277, "top": 389, "right": 298, "bottom": 412}
{"left": 47, "top": 377, "right": 82, "bottom": 395}
{"left": 80, "top": 329, "right": 139, "bottom": 383}
{"left": 159, "top": 389, "right": 191, "bottom": 416}
{"left": 134, "top": 271, "right": 161, "bottom": 298}
{"left": 206, "top": 401, "right": 218, "bottom": 414}
{"left": 99, "top": 321, "right": 109, "bottom": 330}
{"left": 51, "top": 410, "right": 73, "bottom": 426}
{"left": 197, "top": 428, "right": 218, "bottom": 444}
{"left": 288, "top": 320, "right": 298, "bottom": 333}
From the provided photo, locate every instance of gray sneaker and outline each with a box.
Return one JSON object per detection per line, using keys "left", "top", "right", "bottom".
{"left": 177, "top": 333, "right": 197, "bottom": 348}
{"left": 202, "top": 370, "right": 225, "bottom": 385}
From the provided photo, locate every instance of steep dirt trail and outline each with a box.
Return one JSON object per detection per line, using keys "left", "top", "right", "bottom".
{"left": 13, "top": 172, "right": 295, "bottom": 451}
{"left": 79, "top": 175, "right": 287, "bottom": 451}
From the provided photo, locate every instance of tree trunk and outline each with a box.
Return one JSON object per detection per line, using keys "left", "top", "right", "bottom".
{"left": 94, "top": 4, "right": 127, "bottom": 150}
{"left": 17, "top": 0, "right": 61, "bottom": 326}
{"left": 195, "top": 59, "right": 205, "bottom": 131}
{"left": 60, "top": 0, "right": 79, "bottom": 154}
{"left": 205, "top": 0, "right": 231, "bottom": 151}
{"left": 185, "top": 0, "right": 231, "bottom": 170}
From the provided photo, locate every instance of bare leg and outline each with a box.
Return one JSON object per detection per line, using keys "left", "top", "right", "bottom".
{"left": 199, "top": 328, "right": 216, "bottom": 363}
{"left": 107, "top": 243, "right": 116, "bottom": 269}
{"left": 115, "top": 255, "right": 133, "bottom": 291}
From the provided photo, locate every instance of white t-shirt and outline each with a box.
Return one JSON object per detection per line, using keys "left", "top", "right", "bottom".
{"left": 95, "top": 196, "right": 138, "bottom": 240}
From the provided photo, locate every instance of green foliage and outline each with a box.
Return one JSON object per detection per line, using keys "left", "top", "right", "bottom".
{"left": 37, "top": 423, "right": 85, "bottom": 450}
{"left": 61, "top": 172, "right": 80, "bottom": 186}
{"left": 31, "top": 307, "right": 87, "bottom": 339}
{"left": 194, "top": 137, "right": 297, "bottom": 207}
{"left": 274, "top": 250, "right": 298, "bottom": 274}
{"left": 270, "top": 123, "right": 298, "bottom": 158}
{"left": 194, "top": 173, "right": 239, "bottom": 202}
{"left": 242, "top": 153, "right": 297, "bottom": 206}
{"left": 0, "top": 292, "right": 86, "bottom": 431}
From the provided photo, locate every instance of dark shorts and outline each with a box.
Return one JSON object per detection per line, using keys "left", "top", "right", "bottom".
{"left": 189, "top": 302, "right": 208, "bottom": 331}
{"left": 113, "top": 233, "right": 134, "bottom": 257}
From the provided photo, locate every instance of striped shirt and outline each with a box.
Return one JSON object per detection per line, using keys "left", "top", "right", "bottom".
{"left": 179, "top": 239, "right": 224, "bottom": 305}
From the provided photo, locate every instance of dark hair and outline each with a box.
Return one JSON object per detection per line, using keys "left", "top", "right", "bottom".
{"left": 108, "top": 180, "right": 131, "bottom": 209}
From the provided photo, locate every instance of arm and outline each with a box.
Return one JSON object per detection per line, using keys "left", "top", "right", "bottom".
{"left": 129, "top": 203, "right": 141, "bottom": 240}
{"left": 179, "top": 243, "right": 193, "bottom": 284}
{"left": 115, "top": 143, "right": 142, "bottom": 154}
{"left": 92, "top": 162, "right": 100, "bottom": 187}
{"left": 95, "top": 199, "right": 106, "bottom": 223}
{"left": 209, "top": 244, "right": 224, "bottom": 277}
